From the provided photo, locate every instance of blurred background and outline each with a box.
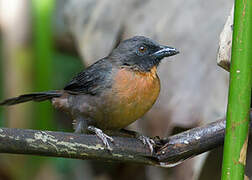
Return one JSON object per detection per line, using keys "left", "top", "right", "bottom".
{"left": 0, "top": 0, "right": 246, "bottom": 179}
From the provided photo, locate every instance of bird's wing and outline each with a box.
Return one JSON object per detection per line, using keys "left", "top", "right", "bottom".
{"left": 64, "top": 59, "right": 113, "bottom": 95}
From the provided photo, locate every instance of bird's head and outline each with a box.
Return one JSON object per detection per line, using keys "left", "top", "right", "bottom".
{"left": 109, "top": 36, "right": 179, "bottom": 72}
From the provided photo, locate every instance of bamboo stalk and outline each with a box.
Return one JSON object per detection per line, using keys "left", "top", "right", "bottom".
{"left": 221, "top": 1, "right": 252, "bottom": 179}
{"left": 32, "top": 0, "right": 55, "bottom": 129}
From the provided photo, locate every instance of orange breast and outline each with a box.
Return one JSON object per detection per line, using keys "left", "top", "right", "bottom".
{"left": 99, "top": 66, "right": 160, "bottom": 130}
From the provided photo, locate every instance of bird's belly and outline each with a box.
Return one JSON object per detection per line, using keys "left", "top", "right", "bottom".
{"left": 96, "top": 68, "right": 160, "bottom": 130}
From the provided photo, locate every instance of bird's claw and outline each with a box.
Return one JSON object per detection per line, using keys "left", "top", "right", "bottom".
{"left": 138, "top": 135, "right": 155, "bottom": 154}
{"left": 87, "top": 126, "right": 114, "bottom": 150}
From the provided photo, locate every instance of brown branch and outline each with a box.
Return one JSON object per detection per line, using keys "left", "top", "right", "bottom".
{"left": 0, "top": 127, "right": 156, "bottom": 165}
{"left": 0, "top": 113, "right": 250, "bottom": 167}
{"left": 155, "top": 119, "right": 225, "bottom": 166}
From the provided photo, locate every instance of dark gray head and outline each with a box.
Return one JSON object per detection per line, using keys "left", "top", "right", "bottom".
{"left": 109, "top": 36, "right": 179, "bottom": 72}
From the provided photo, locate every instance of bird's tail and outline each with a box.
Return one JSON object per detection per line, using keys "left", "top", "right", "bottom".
{"left": 0, "top": 90, "right": 62, "bottom": 106}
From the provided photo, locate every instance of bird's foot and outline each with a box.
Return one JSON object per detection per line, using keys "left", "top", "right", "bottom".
{"left": 120, "top": 129, "right": 155, "bottom": 154}
{"left": 138, "top": 135, "right": 155, "bottom": 154}
{"left": 87, "top": 126, "right": 114, "bottom": 150}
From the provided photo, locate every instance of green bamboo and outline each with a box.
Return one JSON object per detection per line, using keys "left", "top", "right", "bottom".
{"left": 33, "top": 0, "right": 55, "bottom": 130}
{"left": 221, "top": 0, "right": 252, "bottom": 179}
{"left": 24, "top": 1, "right": 56, "bottom": 179}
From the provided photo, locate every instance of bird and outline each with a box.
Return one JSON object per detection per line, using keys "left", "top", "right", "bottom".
{"left": 0, "top": 36, "right": 179, "bottom": 152}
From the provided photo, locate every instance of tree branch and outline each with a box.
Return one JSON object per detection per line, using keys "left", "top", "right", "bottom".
{"left": 156, "top": 119, "right": 225, "bottom": 166}
{"left": 0, "top": 113, "right": 250, "bottom": 167}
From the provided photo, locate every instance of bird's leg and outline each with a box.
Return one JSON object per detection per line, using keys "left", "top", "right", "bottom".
{"left": 87, "top": 126, "right": 114, "bottom": 151}
{"left": 73, "top": 117, "right": 87, "bottom": 133}
{"left": 120, "top": 129, "right": 155, "bottom": 154}
{"left": 74, "top": 120, "right": 84, "bottom": 133}
{"left": 73, "top": 118, "right": 114, "bottom": 150}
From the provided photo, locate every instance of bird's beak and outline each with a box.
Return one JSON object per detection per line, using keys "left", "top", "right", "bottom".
{"left": 152, "top": 45, "right": 179, "bottom": 59}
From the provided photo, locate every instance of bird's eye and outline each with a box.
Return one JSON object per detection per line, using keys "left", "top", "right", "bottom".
{"left": 139, "top": 46, "right": 147, "bottom": 53}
